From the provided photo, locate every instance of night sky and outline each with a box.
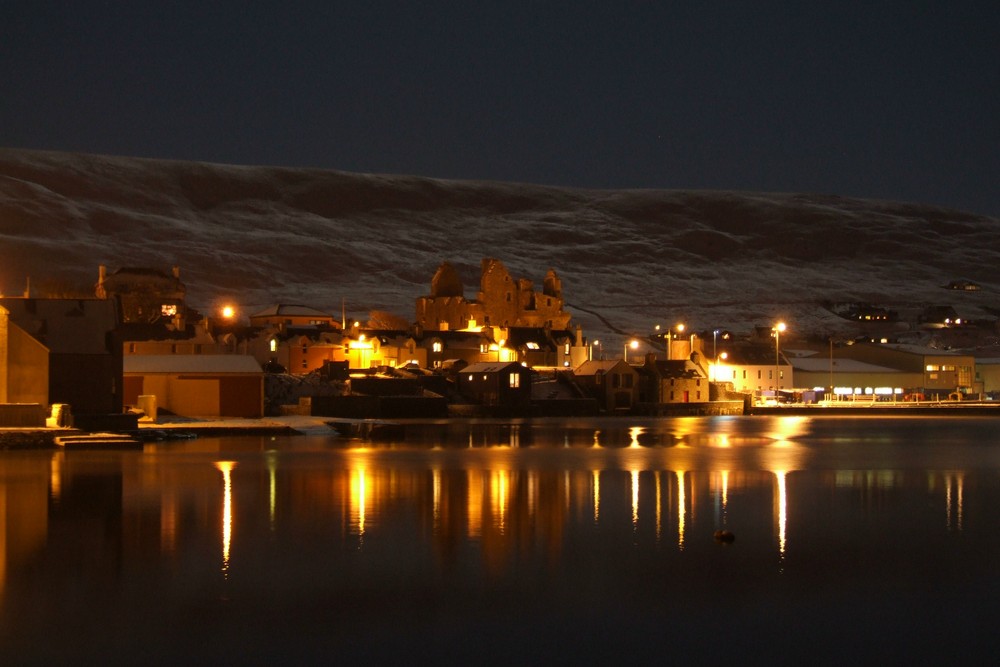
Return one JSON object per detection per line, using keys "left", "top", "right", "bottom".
{"left": 3, "top": 1, "right": 998, "bottom": 215}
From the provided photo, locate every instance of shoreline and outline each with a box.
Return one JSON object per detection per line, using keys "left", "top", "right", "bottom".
{"left": 3, "top": 405, "right": 999, "bottom": 450}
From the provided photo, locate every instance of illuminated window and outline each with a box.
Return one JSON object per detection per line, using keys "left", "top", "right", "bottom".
{"left": 509, "top": 373, "right": 520, "bottom": 388}
{"left": 432, "top": 342, "right": 442, "bottom": 353}
{"left": 926, "top": 364, "right": 940, "bottom": 372}
{"left": 270, "top": 339, "right": 277, "bottom": 353}
{"left": 161, "top": 304, "right": 177, "bottom": 317}
{"left": 526, "top": 342, "right": 540, "bottom": 350}
{"left": 942, "top": 365, "right": 955, "bottom": 372}
{"left": 481, "top": 344, "right": 488, "bottom": 353}
{"left": 468, "top": 374, "right": 474, "bottom": 381}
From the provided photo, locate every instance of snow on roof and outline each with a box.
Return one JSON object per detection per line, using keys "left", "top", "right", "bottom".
{"left": 573, "top": 359, "right": 633, "bottom": 375}
{"left": 462, "top": 362, "right": 526, "bottom": 373}
{"left": 124, "top": 354, "right": 263, "bottom": 374}
{"left": 791, "top": 358, "right": 902, "bottom": 373}
{"left": 251, "top": 304, "right": 334, "bottom": 318}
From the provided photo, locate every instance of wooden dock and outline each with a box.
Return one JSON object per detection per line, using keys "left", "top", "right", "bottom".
{"left": 54, "top": 433, "right": 143, "bottom": 450}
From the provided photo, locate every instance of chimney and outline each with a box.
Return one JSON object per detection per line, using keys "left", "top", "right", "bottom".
{"left": 575, "top": 324, "right": 583, "bottom": 347}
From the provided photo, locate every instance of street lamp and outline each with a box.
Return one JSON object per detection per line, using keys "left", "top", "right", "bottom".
{"left": 773, "top": 321, "right": 786, "bottom": 392}
{"left": 713, "top": 329, "right": 720, "bottom": 359}
{"left": 625, "top": 339, "right": 639, "bottom": 363}
{"left": 711, "top": 351, "right": 729, "bottom": 382}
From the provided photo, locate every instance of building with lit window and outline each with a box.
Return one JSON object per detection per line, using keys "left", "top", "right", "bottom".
{"left": 456, "top": 362, "right": 533, "bottom": 408}
{"left": 710, "top": 344, "right": 793, "bottom": 395}
{"left": 96, "top": 265, "right": 187, "bottom": 325}
{"left": 833, "top": 343, "right": 977, "bottom": 397}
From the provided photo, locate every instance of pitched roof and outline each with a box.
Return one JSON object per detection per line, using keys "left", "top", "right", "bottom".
{"left": 462, "top": 362, "right": 529, "bottom": 374}
{"left": 124, "top": 354, "right": 262, "bottom": 374}
{"left": 573, "top": 359, "right": 635, "bottom": 376}
{"left": 250, "top": 304, "right": 335, "bottom": 318}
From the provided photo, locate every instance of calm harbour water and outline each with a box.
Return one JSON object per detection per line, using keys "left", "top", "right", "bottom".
{"left": 2, "top": 415, "right": 1000, "bottom": 664}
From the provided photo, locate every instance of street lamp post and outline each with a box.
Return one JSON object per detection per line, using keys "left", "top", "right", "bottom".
{"left": 713, "top": 329, "right": 719, "bottom": 359}
{"left": 774, "top": 321, "right": 786, "bottom": 392}
{"left": 625, "top": 339, "right": 638, "bottom": 363}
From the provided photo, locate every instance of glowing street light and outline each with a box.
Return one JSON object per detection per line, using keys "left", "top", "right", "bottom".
{"left": 220, "top": 304, "right": 236, "bottom": 320}
{"left": 773, "top": 321, "right": 786, "bottom": 392}
{"left": 711, "top": 351, "right": 729, "bottom": 382}
{"left": 624, "top": 339, "right": 639, "bottom": 363}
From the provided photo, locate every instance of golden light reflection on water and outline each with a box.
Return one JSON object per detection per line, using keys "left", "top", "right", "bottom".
{"left": 49, "top": 452, "right": 63, "bottom": 502}
{"left": 468, "top": 469, "right": 483, "bottom": 537}
{"left": 676, "top": 470, "right": 686, "bottom": 551}
{"left": 630, "top": 469, "right": 639, "bottom": 530}
{"left": 351, "top": 467, "right": 369, "bottom": 538}
{"left": 266, "top": 451, "right": 277, "bottom": 530}
{"left": 214, "top": 461, "right": 236, "bottom": 578}
{"left": 491, "top": 469, "right": 510, "bottom": 534}
{"left": 592, "top": 470, "right": 600, "bottom": 523}
{"left": 945, "top": 472, "right": 964, "bottom": 531}
{"left": 6, "top": 418, "right": 1000, "bottom": 639}
{"left": 773, "top": 470, "right": 788, "bottom": 565}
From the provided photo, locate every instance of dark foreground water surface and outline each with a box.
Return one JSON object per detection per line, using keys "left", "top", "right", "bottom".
{"left": 3, "top": 416, "right": 1000, "bottom": 664}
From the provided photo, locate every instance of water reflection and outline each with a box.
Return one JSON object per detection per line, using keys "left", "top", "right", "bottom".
{"left": 2, "top": 416, "right": 999, "bottom": 662}
{"left": 214, "top": 461, "right": 236, "bottom": 577}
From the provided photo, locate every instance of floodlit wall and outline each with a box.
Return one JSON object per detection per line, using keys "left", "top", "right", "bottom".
{"left": 0, "top": 314, "right": 48, "bottom": 405}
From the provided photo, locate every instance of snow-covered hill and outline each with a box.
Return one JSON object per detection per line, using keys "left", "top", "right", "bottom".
{"left": 1, "top": 147, "right": 997, "bottom": 345}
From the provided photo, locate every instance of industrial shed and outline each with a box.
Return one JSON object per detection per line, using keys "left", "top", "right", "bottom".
{"left": 124, "top": 354, "right": 263, "bottom": 418}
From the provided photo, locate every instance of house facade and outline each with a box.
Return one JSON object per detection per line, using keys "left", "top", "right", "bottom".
{"left": 641, "top": 357, "right": 711, "bottom": 404}
{"left": 709, "top": 344, "right": 793, "bottom": 395}
{"left": 572, "top": 359, "right": 639, "bottom": 412}
{"left": 456, "top": 362, "right": 533, "bottom": 408}
{"left": 96, "top": 265, "right": 187, "bottom": 326}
